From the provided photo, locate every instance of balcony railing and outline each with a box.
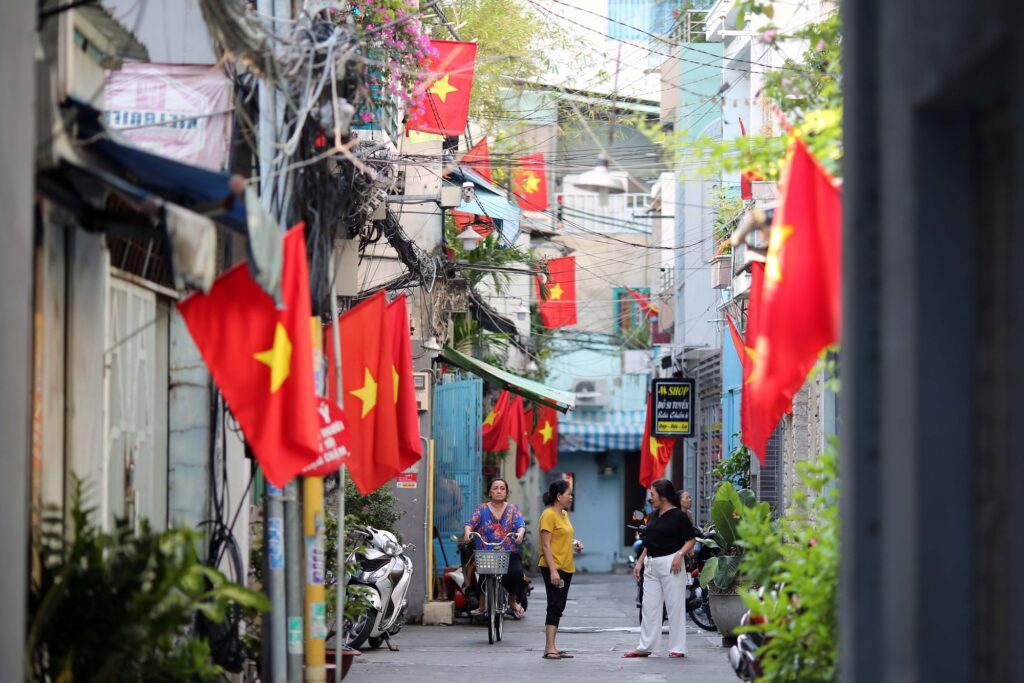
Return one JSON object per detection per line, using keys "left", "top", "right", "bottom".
{"left": 559, "top": 192, "right": 654, "bottom": 235}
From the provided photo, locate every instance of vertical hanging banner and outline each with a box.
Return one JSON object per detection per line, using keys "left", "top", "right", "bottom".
{"left": 406, "top": 40, "right": 478, "bottom": 136}
{"left": 104, "top": 63, "right": 233, "bottom": 170}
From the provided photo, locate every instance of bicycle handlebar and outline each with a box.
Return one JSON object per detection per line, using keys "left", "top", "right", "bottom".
{"left": 455, "top": 532, "right": 508, "bottom": 549}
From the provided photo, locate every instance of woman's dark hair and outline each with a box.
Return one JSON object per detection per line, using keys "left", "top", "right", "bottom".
{"left": 488, "top": 478, "right": 509, "bottom": 497}
{"left": 651, "top": 479, "right": 681, "bottom": 508}
{"left": 543, "top": 479, "right": 572, "bottom": 507}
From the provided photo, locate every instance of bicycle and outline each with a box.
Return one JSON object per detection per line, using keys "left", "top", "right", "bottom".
{"left": 462, "top": 532, "right": 510, "bottom": 644}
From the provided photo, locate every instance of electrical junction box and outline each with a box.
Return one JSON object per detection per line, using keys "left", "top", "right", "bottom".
{"left": 413, "top": 371, "right": 431, "bottom": 412}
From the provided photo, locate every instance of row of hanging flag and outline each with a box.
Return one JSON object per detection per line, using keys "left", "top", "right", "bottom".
{"left": 176, "top": 225, "right": 424, "bottom": 494}
{"left": 407, "top": 39, "right": 551, "bottom": 213}
{"left": 481, "top": 390, "right": 560, "bottom": 478}
{"left": 632, "top": 138, "right": 840, "bottom": 488}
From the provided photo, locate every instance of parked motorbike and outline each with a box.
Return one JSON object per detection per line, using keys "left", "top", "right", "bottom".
{"left": 728, "top": 591, "right": 769, "bottom": 681}
{"left": 342, "top": 526, "right": 415, "bottom": 650}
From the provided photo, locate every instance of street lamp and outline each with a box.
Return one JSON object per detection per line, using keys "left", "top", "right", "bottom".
{"left": 575, "top": 153, "right": 626, "bottom": 207}
{"left": 456, "top": 224, "right": 484, "bottom": 252}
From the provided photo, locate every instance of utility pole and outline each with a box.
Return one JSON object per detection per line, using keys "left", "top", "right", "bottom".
{"left": 329, "top": 255, "right": 347, "bottom": 683}
{"left": 257, "top": 0, "right": 290, "bottom": 679}
{"left": 285, "top": 479, "right": 304, "bottom": 681}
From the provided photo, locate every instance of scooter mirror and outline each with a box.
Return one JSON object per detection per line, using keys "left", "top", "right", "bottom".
{"left": 632, "top": 510, "right": 644, "bottom": 521}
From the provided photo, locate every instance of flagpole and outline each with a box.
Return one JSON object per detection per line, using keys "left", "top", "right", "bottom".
{"left": 329, "top": 255, "right": 346, "bottom": 683}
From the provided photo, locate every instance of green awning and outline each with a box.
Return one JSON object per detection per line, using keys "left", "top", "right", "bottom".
{"left": 440, "top": 346, "right": 576, "bottom": 413}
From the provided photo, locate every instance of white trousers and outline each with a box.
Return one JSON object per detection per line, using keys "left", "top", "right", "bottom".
{"left": 636, "top": 553, "right": 688, "bottom": 655}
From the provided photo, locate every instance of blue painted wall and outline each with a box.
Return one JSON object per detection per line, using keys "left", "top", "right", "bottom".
{"left": 544, "top": 343, "right": 651, "bottom": 570}
{"left": 722, "top": 323, "right": 743, "bottom": 457}
{"left": 546, "top": 450, "right": 627, "bottom": 572}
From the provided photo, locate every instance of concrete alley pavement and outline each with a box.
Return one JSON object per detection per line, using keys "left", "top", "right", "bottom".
{"left": 346, "top": 572, "right": 737, "bottom": 682}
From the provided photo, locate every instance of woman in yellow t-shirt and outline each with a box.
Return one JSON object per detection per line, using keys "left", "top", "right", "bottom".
{"left": 538, "top": 479, "right": 583, "bottom": 660}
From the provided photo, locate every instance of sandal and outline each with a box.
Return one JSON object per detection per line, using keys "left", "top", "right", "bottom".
{"left": 542, "top": 652, "right": 561, "bottom": 660}
{"left": 622, "top": 650, "right": 652, "bottom": 658}
{"left": 669, "top": 652, "right": 686, "bottom": 658}
{"left": 557, "top": 652, "right": 574, "bottom": 658}
{"left": 513, "top": 604, "right": 526, "bottom": 618}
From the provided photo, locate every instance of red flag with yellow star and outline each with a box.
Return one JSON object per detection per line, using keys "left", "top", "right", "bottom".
{"left": 482, "top": 391, "right": 530, "bottom": 476}
{"left": 461, "top": 136, "right": 493, "bottom": 183}
{"left": 406, "top": 40, "right": 477, "bottom": 136}
{"left": 640, "top": 391, "right": 675, "bottom": 489}
{"left": 387, "top": 295, "right": 423, "bottom": 472}
{"left": 743, "top": 140, "right": 841, "bottom": 462}
{"left": 528, "top": 405, "right": 559, "bottom": 473}
{"left": 178, "top": 224, "right": 319, "bottom": 487}
{"left": 327, "top": 290, "right": 401, "bottom": 495}
{"left": 726, "top": 313, "right": 753, "bottom": 377}
{"left": 535, "top": 256, "right": 577, "bottom": 328}
{"left": 513, "top": 153, "right": 549, "bottom": 211}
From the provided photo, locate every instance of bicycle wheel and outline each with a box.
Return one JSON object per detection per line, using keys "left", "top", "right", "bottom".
{"left": 495, "top": 584, "right": 506, "bottom": 642}
{"left": 486, "top": 579, "right": 497, "bottom": 644}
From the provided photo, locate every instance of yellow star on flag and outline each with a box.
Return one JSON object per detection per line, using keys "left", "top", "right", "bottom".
{"left": 253, "top": 322, "right": 292, "bottom": 394}
{"left": 742, "top": 346, "right": 759, "bottom": 384}
{"left": 428, "top": 73, "right": 458, "bottom": 103}
{"left": 548, "top": 282, "right": 564, "bottom": 301}
{"left": 392, "top": 365, "right": 400, "bottom": 404}
{"left": 483, "top": 409, "right": 499, "bottom": 427}
{"left": 539, "top": 420, "right": 554, "bottom": 444}
{"left": 521, "top": 172, "right": 541, "bottom": 194}
{"left": 649, "top": 436, "right": 662, "bottom": 458}
{"left": 765, "top": 224, "right": 794, "bottom": 283}
{"left": 350, "top": 368, "right": 379, "bottom": 419}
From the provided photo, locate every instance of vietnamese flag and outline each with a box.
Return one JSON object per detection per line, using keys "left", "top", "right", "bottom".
{"left": 178, "top": 224, "right": 319, "bottom": 487}
{"left": 387, "top": 295, "right": 423, "bottom": 471}
{"left": 528, "top": 405, "right": 559, "bottom": 473}
{"left": 535, "top": 256, "right": 577, "bottom": 328}
{"left": 406, "top": 40, "right": 477, "bottom": 136}
{"left": 461, "top": 137, "right": 493, "bottom": 183}
{"left": 513, "top": 153, "right": 548, "bottom": 211}
{"left": 482, "top": 391, "right": 530, "bottom": 477}
{"left": 627, "top": 288, "right": 658, "bottom": 316}
{"left": 328, "top": 291, "right": 401, "bottom": 495}
{"left": 726, "top": 313, "right": 754, "bottom": 377}
{"left": 639, "top": 391, "right": 675, "bottom": 489}
{"left": 744, "top": 140, "right": 841, "bottom": 461}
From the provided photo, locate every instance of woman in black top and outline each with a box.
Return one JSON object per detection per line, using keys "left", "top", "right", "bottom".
{"left": 623, "top": 479, "right": 697, "bottom": 658}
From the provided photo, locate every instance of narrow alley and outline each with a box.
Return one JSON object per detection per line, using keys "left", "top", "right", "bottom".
{"left": 348, "top": 573, "right": 735, "bottom": 682}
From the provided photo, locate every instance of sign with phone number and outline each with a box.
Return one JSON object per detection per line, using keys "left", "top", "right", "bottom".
{"left": 651, "top": 378, "right": 695, "bottom": 437}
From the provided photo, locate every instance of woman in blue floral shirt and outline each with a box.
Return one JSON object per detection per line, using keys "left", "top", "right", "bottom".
{"left": 463, "top": 478, "right": 528, "bottom": 617}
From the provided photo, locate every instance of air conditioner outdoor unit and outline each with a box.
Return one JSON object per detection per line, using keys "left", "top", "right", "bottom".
{"left": 572, "top": 378, "right": 609, "bottom": 409}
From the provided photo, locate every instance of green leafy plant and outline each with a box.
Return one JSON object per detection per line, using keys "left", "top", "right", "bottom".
{"left": 736, "top": 446, "right": 839, "bottom": 682}
{"left": 711, "top": 187, "right": 745, "bottom": 253}
{"left": 711, "top": 442, "right": 752, "bottom": 490}
{"left": 28, "top": 481, "right": 269, "bottom": 682}
{"left": 698, "top": 482, "right": 765, "bottom": 591}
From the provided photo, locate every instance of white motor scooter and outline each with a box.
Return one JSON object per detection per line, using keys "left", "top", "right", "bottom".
{"left": 343, "top": 526, "right": 415, "bottom": 650}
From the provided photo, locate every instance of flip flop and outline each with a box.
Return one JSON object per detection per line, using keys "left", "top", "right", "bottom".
{"left": 622, "top": 650, "right": 652, "bottom": 658}
{"left": 669, "top": 652, "right": 686, "bottom": 658}
{"left": 557, "top": 653, "right": 574, "bottom": 658}
{"left": 542, "top": 653, "right": 561, "bottom": 660}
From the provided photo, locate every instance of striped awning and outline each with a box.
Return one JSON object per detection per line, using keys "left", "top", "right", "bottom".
{"left": 559, "top": 409, "right": 646, "bottom": 453}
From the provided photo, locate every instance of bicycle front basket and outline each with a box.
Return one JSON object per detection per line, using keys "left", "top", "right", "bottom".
{"left": 474, "top": 550, "right": 510, "bottom": 575}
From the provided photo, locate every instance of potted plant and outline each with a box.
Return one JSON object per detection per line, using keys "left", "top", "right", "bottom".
{"left": 698, "top": 482, "right": 767, "bottom": 638}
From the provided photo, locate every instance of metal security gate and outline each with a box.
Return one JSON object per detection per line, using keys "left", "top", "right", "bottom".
{"left": 432, "top": 374, "right": 483, "bottom": 569}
